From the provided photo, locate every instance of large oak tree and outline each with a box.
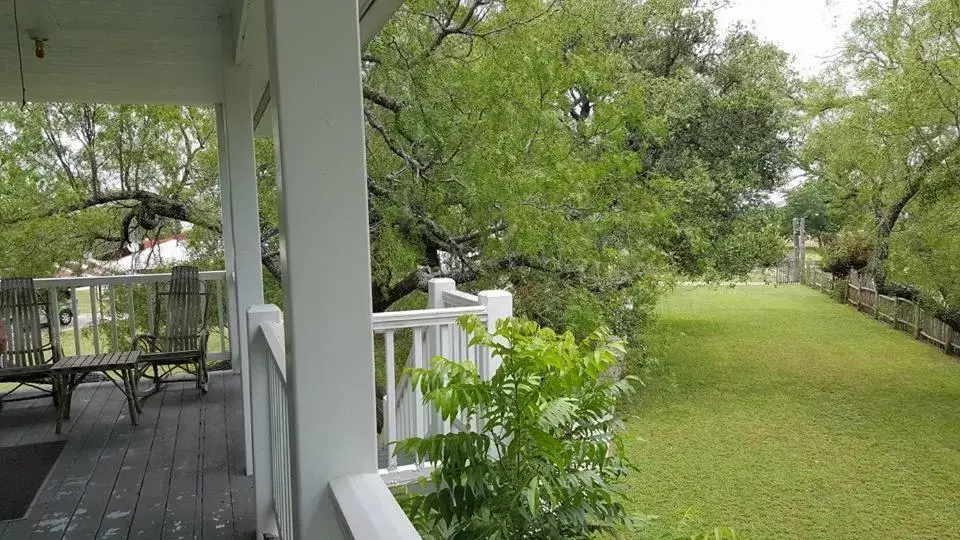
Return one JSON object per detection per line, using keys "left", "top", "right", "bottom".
{"left": 1, "top": 0, "right": 795, "bottom": 344}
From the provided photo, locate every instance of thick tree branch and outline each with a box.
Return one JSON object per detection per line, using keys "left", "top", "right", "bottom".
{"left": 3, "top": 190, "right": 222, "bottom": 233}
{"left": 363, "top": 87, "right": 403, "bottom": 113}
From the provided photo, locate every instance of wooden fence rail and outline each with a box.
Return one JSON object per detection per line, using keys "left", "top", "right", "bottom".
{"left": 801, "top": 266, "right": 959, "bottom": 359}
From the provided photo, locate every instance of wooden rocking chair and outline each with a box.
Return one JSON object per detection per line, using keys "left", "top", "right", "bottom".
{"left": 134, "top": 266, "right": 211, "bottom": 395}
{"left": 0, "top": 278, "right": 62, "bottom": 407}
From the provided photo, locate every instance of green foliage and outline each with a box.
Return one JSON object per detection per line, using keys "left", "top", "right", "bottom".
{"left": 780, "top": 181, "right": 835, "bottom": 242}
{"left": 887, "top": 193, "right": 960, "bottom": 318}
{"left": 394, "top": 316, "right": 637, "bottom": 538}
{"left": 364, "top": 0, "right": 797, "bottom": 331}
{"left": 802, "top": 0, "right": 960, "bottom": 289}
{"left": 1, "top": 0, "right": 797, "bottom": 355}
{"left": 0, "top": 103, "right": 219, "bottom": 276}
{"left": 820, "top": 230, "right": 874, "bottom": 277}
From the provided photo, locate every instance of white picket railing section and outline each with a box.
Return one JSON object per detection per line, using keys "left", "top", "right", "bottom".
{"left": 247, "top": 304, "right": 421, "bottom": 539}
{"left": 373, "top": 305, "right": 487, "bottom": 464}
{"left": 34, "top": 271, "right": 231, "bottom": 361}
{"left": 375, "top": 279, "right": 513, "bottom": 485}
{"left": 254, "top": 314, "right": 293, "bottom": 539}
{"left": 245, "top": 279, "right": 511, "bottom": 537}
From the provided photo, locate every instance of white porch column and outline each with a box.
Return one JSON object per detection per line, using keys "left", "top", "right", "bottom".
{"left": 218, "top": 16, "right": 266, "bottom": 475}
{"left": 265, "top": 0, "right": 377, "bottom": 538}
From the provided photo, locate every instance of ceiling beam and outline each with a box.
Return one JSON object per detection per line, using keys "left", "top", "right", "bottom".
{"left": 359, "top": 0, "right": 404, "bottom": 44}
{"left": 233, "top": 0, "right": 259, "bottom": 64}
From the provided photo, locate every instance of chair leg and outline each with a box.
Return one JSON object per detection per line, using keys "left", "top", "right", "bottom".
{"left": 52, "top": 378, "right": 61, "bottom": 408}
{"left": 198, "top": 361, "right": 208, "bottom": 394}
{"left": 152, "top": 364, "right": 160, "bottom": 387}
{"left": 64, "top": 377, "right": 74, "bottom": 420}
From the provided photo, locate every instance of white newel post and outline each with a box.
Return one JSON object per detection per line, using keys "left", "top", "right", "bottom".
{"left": 265, "top": 0, "right": 377, "bottom": 538}
{"left": 426, "top": 278, "right": 456, "bottom": 434}
{"left": 427, "top": 278, "right": 457, "bottom": 309}
{"left": 478, "top": 290, "right": 513, "bottom": 378}
{"left": 218, "top": 16, "right": 266, "bottom": 476}
{"left": 246, "top": 305, "right": 282, "bottom": 538}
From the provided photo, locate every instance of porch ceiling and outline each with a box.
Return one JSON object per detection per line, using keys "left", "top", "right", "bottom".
{"left": 0, "top": 0, "right": 402, "bottom": 108}
{"left": 0, "top": 0, "right": 230, "bottom": 104}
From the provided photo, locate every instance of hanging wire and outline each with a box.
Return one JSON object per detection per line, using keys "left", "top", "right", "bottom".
{"left": 12, "top": 0, "right": 27, "bottom": 108}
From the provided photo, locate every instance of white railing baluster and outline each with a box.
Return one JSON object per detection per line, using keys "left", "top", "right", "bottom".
{"left": 127, "top": 284, "right": 136, "bottom": 346}
{"left": 34, "top": 272, "right": 230, "bottom": 361}
{"left": 147, "top": 285, "right": 156, "bottom": 338}
{"left": 108, "top": 284, "right": 119, "bottom": 351}
{"left": 70, "top": 286, "right": 80, "bottom": 354}
{"left": 384, "top": 331, "right": 398, "bottom": 470}
{"left": 47, "top": 287, "right": 60, "bottom": 355}
{"left": 412, "top": 327, "right": 425, "bottom": 439}
{"left": 90, "top": 286, "right": 100, "bottom": 354}
{"left": 215, "top": 280, "right": 226, "bottom": 354}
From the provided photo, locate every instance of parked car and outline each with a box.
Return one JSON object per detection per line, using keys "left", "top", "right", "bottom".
{"left": 39, "top": 289, "right": 75, "bottom": 327}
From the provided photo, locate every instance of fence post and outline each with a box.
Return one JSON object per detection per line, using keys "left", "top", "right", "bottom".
{"left": 873, "top": 289, "right": 880, "bottom": 320}
{"left": 478, "top": 290, "right": 513, "bottom": 378}
{"left": 856, "top": 276, "right": 862, "bottom": 312}
{"left": 944, "top": 326, "right": 954, "bottom": 355}
{"left": 247, "top": 304, "right": 282, "bottom": 537}
{"left": 914, "top": 304, "right": 922, "bottom": 339}
{"left": 893, "top": 297, "right": 900, "bottom": 329}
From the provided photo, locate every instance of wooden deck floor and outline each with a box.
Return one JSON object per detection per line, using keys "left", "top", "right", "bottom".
{"left": 0, "top": 372, "right": 255, "bottom": 540}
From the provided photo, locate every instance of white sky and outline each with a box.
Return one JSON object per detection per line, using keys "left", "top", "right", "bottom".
{"left": 716, "top": 0, "right": 865, "bottom": 76}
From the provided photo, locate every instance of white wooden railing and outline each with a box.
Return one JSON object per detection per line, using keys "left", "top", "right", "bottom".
{"left": 375, "top": 279, "right": 512, "bottom": 484}
{"left": 245, "top": 280, "right": 511, "bottom": 538}
{"left": 246, "top": 306, "right": 293, "bottom": 540}
{"left": 34, "top": 271, "right": 231, "bottom": 361}
{"left": 247, "top": 304, "right": 421, "bottom": 539}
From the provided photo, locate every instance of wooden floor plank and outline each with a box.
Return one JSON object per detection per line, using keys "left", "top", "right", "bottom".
{"left": 199, "top": 373, "right": 235, "bottom": 539}
{"left": 60, "top": 395, "right": 137, "bottom": 540}
{"left": 93, "top": 384, "right": 165, "bottom": 539}
{"left": 0, "top": 383, "right": 113, "bottom": 539}
{"left": 223, "top": 373, "right": 256, "bottom": 540}
{"left": 0, "top": 384, "right": 109, "bottom": 540}
{"left": 160, "top": 386, "right": 204, "bottom": 540}
{"left": 0, "top": 373, "right": 255, "bottom": 540}
{"left": 0, "top": 391, "right": 56, "bottom": 448}
{"left": 28, "top": 390, "right": 127, "bottom": 540}
{"left": 126, "top": 384, "right": 184, "bottom": 540}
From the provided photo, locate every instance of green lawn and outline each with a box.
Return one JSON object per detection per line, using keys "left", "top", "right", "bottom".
{"left": 622, "top": 285, "right": 960, "bottom": 539}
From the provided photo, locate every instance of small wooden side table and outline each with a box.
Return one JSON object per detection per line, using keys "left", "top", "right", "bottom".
{"left": 52, "top": 351, "right": 142, "bottom": 434}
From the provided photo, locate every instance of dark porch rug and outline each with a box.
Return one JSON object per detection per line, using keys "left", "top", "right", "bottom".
{"left": 0, "top": 440, "right": 67, "bottom": 521}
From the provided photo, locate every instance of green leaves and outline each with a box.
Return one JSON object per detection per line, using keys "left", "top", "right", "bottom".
{"left": 395, "top": 316, "right": 636, "bottom": 538}
{"left": 537, "top": 397, "right": 578, "bottom": 431}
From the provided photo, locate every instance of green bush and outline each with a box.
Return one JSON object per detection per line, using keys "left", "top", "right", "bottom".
{"left": 394, "top": 316, "right": 637, "bottom": 539}
{"left": 821, "top": 230, "right": 874, "bottom": 277}
{"left": 829, "top": 277, "right": 849, "bottom": 303}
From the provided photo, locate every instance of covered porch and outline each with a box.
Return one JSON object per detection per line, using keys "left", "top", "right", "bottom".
{"left": 0, "top": 0, "right": 503, "bottom": 538}
{"left": 0, "top": 373, "right": 252, "bottom": 539}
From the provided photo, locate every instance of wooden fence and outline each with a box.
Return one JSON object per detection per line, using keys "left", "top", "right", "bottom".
{"left": 775, "top": 258, "right": 802, "bottom": 284}
{"left": 801, "top": 266, "right": 959, "bottom": 359}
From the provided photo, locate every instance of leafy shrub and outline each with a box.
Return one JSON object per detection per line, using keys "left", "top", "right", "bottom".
{"left": 829, "top": 277, "right": 849, "bottom": 303}
{"left": 821, "top": 230, "right": 874, "bottom": 277}
{"left": 394, "top": 316, "right": 637, "bottom": 539}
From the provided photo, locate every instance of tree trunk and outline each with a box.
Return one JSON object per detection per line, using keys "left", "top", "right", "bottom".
{"left": 870, "top": 181, "right": 921, "bottom": 292}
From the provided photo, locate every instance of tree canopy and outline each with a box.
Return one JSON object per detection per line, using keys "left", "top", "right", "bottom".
{"left": 801, "top": 0, "right": 960, "bottom": 317}
{"left": 0, "top": 0, "right": 797, "bottom": 345}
